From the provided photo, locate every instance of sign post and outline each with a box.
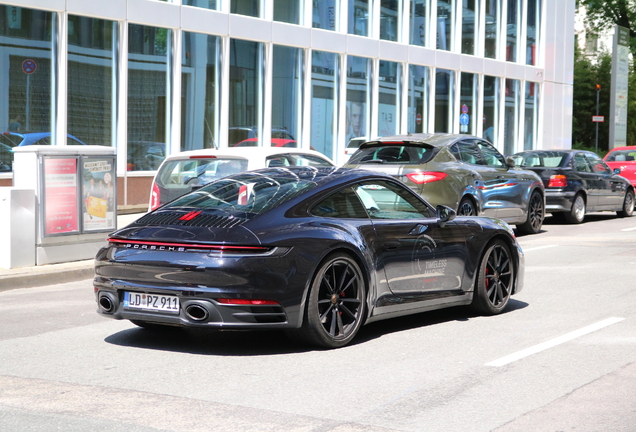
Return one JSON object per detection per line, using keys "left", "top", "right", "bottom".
{"left": 609, "top": 25, "right": 629, "bottom": 149}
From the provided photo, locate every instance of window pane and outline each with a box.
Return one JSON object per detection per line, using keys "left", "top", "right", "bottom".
{"left": 348, "top": 0, "right": 369, "bottom": 36}
{"left": 274, "top": 0, "right": 302, "bottom": 24}
{"left": 346, "top": 56, "right": 371, "bottom": 143}
{"left": 483, "top": 75, "right": 499, "bottom": 145}
{"left": 127, "top": 24, "right": 169, "bottom": 171}
{"left": 503, "top": 78, "right": 520, "bottom": 155}
{"left": 410, "top": 0, "right": 428, "bottom": 46}
{"left": 229, "top": 39, "right": 264, "bottom": 146}
{"left": 1, "top": 6, "right": 54, "bottom": 158}
{"left": 380, "top": 0, "right": 400, "bottom": 42}
{"left": 408, "top": 65, "right": 429, "bottom": 133}
{"left": 231, "top": 0, "right": 261, "bottom": 17}
{"left": 437, "top": 0, "right": 454, "bottom": 51}
{"left": 526, "top": 0, "right": 539, "bottom": 65}
{"left": 183, "top": 0, "right": 219, "bottom": 10}
{"left": 524, "top": 82, "right": 538, "bottom": 150}
{"left": 181, "top": 32, "right": 220, "bottom": 151}
{"left": 313, "top": 0, "right": 338, "bottom": 30}
{"left": 461, "top": 0, "right": 476, "bottom": 55}
{"left": 506, "top": 0, "right": 519, "bottom": 62}
{"left": 272, "top": 45, "right": 303, "bottom": 148}
{"left": 311, "top": 51, "right": 338, "bottom": 160}
{"left": 484, "top": 0, "right": 499, "bottom": 58}
{"left": 68, "top": 16, "right": 115, "bottom": 147}
{"left": 459, "top": 72, "right": 477, "bottom": 135}
{"left": 378, "top": 60, "right": 401, "bottom": 137}
{"left": 434, "top": 69, "right": 453, "bottom": 132}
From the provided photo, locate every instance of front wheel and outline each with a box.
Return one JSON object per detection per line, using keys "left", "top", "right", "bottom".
{"left": 289, "top": 253, "right": 366, "bottom": 349}
{"left": 563, "top": 194, "right": 586, "bottom": 224}
{"left": 516, "top": 191, "right": 544, "bottom": 235}
{"left": 471, "top": 240, "right": 515, "bottom": 315}
{"left": 617, "top": 190, "right": 635, "bottom": 218}
{"left": 458, "top": 197, "right": 477, "bottom": 216}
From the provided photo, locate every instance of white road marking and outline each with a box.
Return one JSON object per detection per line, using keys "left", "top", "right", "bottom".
{"left": 621, "top": 227, "right": 636, "bottom": 232}
{"left": 486, "top": 317, "right": 625, "bottom": 367}
{"left": 521, "top": 245, "right": 559, "bottom": 252}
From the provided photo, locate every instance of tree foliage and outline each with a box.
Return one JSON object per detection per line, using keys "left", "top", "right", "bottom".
{"left": 579, "top": 0, "right": 636, "bottom": 57}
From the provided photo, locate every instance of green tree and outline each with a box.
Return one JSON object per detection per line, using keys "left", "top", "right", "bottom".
{"left": 579, "top": 0, "right": 636, "bottom": 57}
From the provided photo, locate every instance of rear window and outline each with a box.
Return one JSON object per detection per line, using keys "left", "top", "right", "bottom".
{"left": 164, "top": 170, "right": 318, "bottom": 217}
{"left": 347, "top": 144, "right": 436, "bottom": 165}
{"left": 155, "top": 158, "right": 249, "bottom": 189}
{"left": 512, "top": 152, "right": 566, "bottom": 168}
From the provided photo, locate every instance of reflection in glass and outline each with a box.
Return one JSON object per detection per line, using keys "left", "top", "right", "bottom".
{"left": 68, "top": 16, "right": 116, "bottom": 147}
{"left": 127, "top": 24, "right": 170, "bottom": 171}
{"left": 461, "top": 0, "right": 476, "bottom": 55}
{"left": 484, "top": 0, "right": 499, "bottom": 59}
{"left": 274, "top": 0, "right": 302, "bottom": 24}
{"left": 459, "top": 72, "right": 477, "bottom": 135}
{"left": 0, "top": 6, "right": 54, "bottom": 147}
{"left": 380, "top": 0, "right": 400, "bottom": 42}
{"left": 378, "top": 60, "right": 401, "bottom": 137}
{"left": 410, "top": 0, "right": 428, "bottom": 46}
{"left": 524, "top": 82, "right": 538, "bottom": 150}
{"left": 348, "top": 0, "right": 369, "bottom": 36}
{"left": 272, "top": 45, "right": 303, "bottom": 148}
{"left": 229, "top": 39, "right": 264, "bottom": 147}
{"left": 408, "top": 65, "right": 429, "bottom": 133}
{"left": 434, "top": 69, "right": 453, "bottom": 132}
{"left": 526, "top": 0, "right": 539, "bottom": 65}
{"left": 313, "top": 0, "right": 338, "bottom": 30}
{"left": 483, "top": 75, "right": 499, "bottom": 145}
{"left": 231, "top": 0, "right": 261, "bottom": 17}
{"left": 346, "top": 56, "right": 371, "bottom": 144}
{"left": 311, "top": 51, "right": 338, "bottom": 159}
{"left": 437, "top": 0, "right": 454, "bottom": 51}
{"left": 181, "top": 32, "right": 220, "bottom": 151}
{"left": 506, "top": 0, "right": 519, "bottom": 62}
{"left": 504, "top": 78, "right": 520, "bottom": 155}
{"left": 183, "top": 0, "right": 218, "bottom": 10}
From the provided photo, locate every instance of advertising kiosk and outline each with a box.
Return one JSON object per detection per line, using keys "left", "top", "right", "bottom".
{"left": 13, "top": 145, "right": 117, "bottom": 266}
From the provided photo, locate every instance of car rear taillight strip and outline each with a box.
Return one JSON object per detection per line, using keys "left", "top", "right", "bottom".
{"left": 108, "top": 238, "right": 271, "bottom": 253}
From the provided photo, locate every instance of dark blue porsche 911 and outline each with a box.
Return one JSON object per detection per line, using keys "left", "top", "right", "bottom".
{"left": 95, "top": 167, "right": 524, "bottom": 348}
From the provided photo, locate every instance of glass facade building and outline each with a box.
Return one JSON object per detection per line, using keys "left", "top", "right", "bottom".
{"left": 0, "top": 0, "right": 574, "bottom": 209}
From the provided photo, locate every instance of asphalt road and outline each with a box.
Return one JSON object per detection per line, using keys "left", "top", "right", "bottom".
{"left": 1, "top": 213, "right": 635, "bottom": 432}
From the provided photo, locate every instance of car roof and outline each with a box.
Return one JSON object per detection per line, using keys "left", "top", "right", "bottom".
{"left": 607, "top": 146, "right": 636, "bottom": 152}
{"left": 161, "top": 147, "right": 334, "bottom": 163}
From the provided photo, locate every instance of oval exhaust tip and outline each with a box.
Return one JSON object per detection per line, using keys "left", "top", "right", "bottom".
{"left": 185, "top": 304, "right": 209, "bottom": 321}
{"left": 99, "top": 295, "right": 114, "bottom": 313}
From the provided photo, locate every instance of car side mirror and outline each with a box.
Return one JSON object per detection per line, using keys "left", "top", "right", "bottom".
{"left": 614, "top": 168, "right": 621, "bottom": 174}
{"left": 505, "top": 156, "right": 516, "bottom": 168}
{"left": 436, "top": 205, "right": 456, "bottom": 228}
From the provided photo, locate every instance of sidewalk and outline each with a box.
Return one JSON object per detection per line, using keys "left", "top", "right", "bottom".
{"left": 0, "top": 213, "right": 145, "bottom": 292}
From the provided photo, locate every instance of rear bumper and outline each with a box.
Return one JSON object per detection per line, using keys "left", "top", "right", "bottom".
{"left": 545, "top": 190, "right": 575, "bottom": 212}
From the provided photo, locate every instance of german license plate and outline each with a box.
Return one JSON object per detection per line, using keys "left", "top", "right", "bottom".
{"left": 124, "top": 292, "right": 179, "bottom": 313}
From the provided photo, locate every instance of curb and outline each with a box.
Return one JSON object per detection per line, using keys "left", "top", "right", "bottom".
{"left": 0, "top": 261, "right": 94, "bottom": 292}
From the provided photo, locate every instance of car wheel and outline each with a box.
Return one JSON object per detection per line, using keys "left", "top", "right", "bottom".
{"left": 291, "top": 253, "right": 365, "bottom": 349}
{"left": 617, "top": 190, "right": 635, "bottom": 218}
{"left": 471, "top": 240, "right": 514, "bottom": 315}
{"left": 516, "top": 191, "right": 544, "bottom": 235}
{"left": 563, "top": 193, "right": 586, "bottom": 224}
{"left": 458, "top": 197, "right": 477, "bottom": 216}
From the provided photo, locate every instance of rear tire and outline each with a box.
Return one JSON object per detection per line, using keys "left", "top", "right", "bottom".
{"left": 563, "top": 193, "right": 586, "bottom": 224}
{"left": 471, "top": 240, "right": 514, "bottom": 315}
{"left": 458, "top": 197, "right": 477, "bottom": 216}
{"left": 516, "top": 191, "right": 544, "bottom": 235}
{"left": 617, "top": 190, "right": 635, "bottom": 218}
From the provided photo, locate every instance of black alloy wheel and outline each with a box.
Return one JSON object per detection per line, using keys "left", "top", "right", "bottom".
{"left": 617, "top": 190, "right": 635, "bottom": 218}
{"left": 291, "top": 253, "right": 366, "bottom": 349}
{"left": 516, "top": 191, "right": 544, "bottom": 235}
{"left": 458, "top": 197, "right": 477, "bottom": 216}
{"left": 471, "top": 240, "right": 514, "bottom": 315}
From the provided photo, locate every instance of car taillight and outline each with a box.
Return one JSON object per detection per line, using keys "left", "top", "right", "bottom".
{"left": 406, "top": 171, "right": 447, "bottom": 184}
{"left": 150, "top": 182, "right": 160, "bottom": 210}
{"left": 548, "top": 175, "right": 567, "bottom": 188}
{"left": 216, "top": 299, "right": 279, "bottom": 306}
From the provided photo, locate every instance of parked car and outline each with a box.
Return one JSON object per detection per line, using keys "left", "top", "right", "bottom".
{"left": 344, "top": 137, "right": 367, "bottom": 161}
{"left": 512, "top": 149, "right": 634, "bottom": 223}
{"left": 0, "top": 131, "right": 87, "bottom": 147}
{"left": 344, "top": 133, "right": 545, "bottom": 235}
{"left": 604, "top": 146, "right": 636, "bottom": 187}
{"left": 148, "top": 146, "right": 335, "bottom": 210}
{"left": 95, "top": 167, "right": 524, "bottom": 349}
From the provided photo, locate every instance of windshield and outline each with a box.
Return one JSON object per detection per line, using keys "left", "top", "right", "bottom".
{"left": 348, "top": 144, "right": 436, "bottom": 165}
{"left": 164, "top": 170, "right": 319, "bottom": 217}
{"left": 606, "top": 150, "right": 636, "bottom": 162}
{"left": 512, "top": 151, "right": 566, "bottom": 168}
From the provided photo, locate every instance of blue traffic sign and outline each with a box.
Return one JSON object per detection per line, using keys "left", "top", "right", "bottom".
{"left": 459, "top": 113, "right": 469, "bottom": 126}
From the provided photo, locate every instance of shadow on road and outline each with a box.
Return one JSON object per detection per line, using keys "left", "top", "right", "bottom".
{"left": 104, "top": 299, "right": 528, "bottom": 356}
